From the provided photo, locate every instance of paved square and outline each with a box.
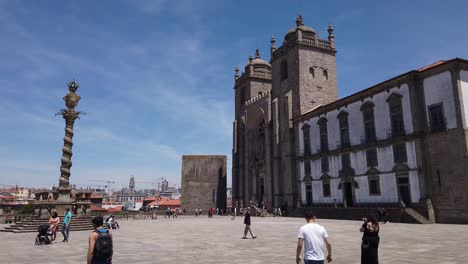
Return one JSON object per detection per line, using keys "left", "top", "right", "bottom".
{"left": 0, "top": 216, "right": 467, "bottom": 263}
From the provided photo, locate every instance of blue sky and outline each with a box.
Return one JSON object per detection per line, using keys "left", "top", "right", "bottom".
{"left": 1, "top": 0, "right": 467, "bottom": 189}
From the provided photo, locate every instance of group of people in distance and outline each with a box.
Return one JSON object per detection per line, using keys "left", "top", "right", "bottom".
{"left": 44, "top": 207, "right": 382, "bottom": 263}
{"left": 164, "top": 207, "right": 180, "bottom": 218}
{"left": 295, "top": 210, "right": 380, "bottom": 264}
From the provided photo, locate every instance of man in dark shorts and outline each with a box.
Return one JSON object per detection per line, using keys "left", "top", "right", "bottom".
{"left": 242, "top": 208, "right": 257, "bottom": 239}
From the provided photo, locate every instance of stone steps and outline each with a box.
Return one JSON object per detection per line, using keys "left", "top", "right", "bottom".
{"left": 404, "top": 208, "right": 434, "bottom": 224}
{"left": 0, "top": 215, "right": 97, "bottom": 233}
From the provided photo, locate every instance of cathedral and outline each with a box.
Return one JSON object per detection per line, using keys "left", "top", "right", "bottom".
{"left": 231, "top": 15, "right": 468, "bottom": 223}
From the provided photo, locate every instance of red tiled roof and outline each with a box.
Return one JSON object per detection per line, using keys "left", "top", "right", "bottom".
{"left": 107, "top": 206, "right": 123, "bottom": 213}
{"left": 159, "top": 199, "right": 180, "bottom": 206}
{"left": 417, "top": 60, "right": 446, "bottom": 72}
{"left": 147, "top": 201, "right": 158, "bottom": 206}
{"left": 90, "top": 205, "right": 107, "bottom": 212}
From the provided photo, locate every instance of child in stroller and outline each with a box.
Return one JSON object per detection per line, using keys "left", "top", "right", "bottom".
{"left": 35, "top": 224, "right": 53, "bottom": 245}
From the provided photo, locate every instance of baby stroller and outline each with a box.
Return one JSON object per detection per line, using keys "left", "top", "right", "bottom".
{"left": 35, "top": 224, "right": 52, "bottom": 245}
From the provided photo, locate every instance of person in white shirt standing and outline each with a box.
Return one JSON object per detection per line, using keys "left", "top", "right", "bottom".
{"left": 296, "top": 211, "right": 332, "bottom": 264}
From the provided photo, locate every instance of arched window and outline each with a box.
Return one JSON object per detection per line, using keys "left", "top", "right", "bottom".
{"left": 281, "top": 60, "right": 288, "bottom": 80}
{"left": 323, "top": 69, "right": 328, "bottom": 80}
{"left": 309, "top": 67, "right": 315, "bottom": 78}
{"left": 257, "top": 119, "right": 266, "bottom": 158}
{"left": 302, "top": 123, "right": 311, "bottom": 155}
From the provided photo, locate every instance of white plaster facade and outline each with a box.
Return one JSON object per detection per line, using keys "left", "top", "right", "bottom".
{"left": 299, "top": 84, "right": 414, "bottom": 155}
{"left": 298, "top": 84, "right": 422, "bottom": 205}
{"left": 459, "top": 70, "right": 468, "bottom": 128}
{"left": 423, "top": 71, "right": 457, "bottom": 129}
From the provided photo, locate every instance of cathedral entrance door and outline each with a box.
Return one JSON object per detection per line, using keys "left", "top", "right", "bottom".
{"left": 343, "top": 182, "right": 354, "bottom": 207}
{"left": 397, "top": 176, "right": 411, "bottom": 206}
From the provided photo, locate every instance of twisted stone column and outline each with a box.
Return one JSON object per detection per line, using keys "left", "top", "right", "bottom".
{"left": 57, "top": 80, "right": 81, "bottom": 197}
{"left": 59, "top": 110, "right": 79, "bottom": 188}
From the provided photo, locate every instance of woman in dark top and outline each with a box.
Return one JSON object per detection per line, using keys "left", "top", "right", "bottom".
{"left": 242, "top": 209, "right": 256, "bottom": 239}
{"left": 360, "top": 215, "right": 379, "bottom": 264}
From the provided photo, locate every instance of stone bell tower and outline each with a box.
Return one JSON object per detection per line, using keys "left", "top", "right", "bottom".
{"left": 270, "top": 14, "right": 338, "bottom": 208}
{"left": 232, "top": 49, "right": 272, "bottom": 206}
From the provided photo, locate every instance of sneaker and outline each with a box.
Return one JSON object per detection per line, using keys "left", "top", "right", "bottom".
{"left": 252, "top": 236, "right": 257, "bottom": 239}
{"left": 241, "top": 237, "right": 248, "bottom": 239}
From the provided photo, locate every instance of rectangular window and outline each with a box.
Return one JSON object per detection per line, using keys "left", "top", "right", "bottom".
{"left": 390, "top": 101, "right": 405, "bottom": 137}
{"left": 302, "top": 125, "right": 311, "bottom": 155}
{"left": 363, "top": 110, "right": 376, "bottom": 142}
{"left": 368, "top": 177, "right": 381, "bottom": 195}
{"left": 320, "top": 126, "right": 328, "bottom": 151}
{"left": 428, "top": 103, "right": 446, "bottom": 132}
{"left": 321, "top": 157, "right": 329, "bottom": 172}
{"left": 393, "top": 143, "right": 407, "bottom": 164}
{"left": 339, "top": 113, "right": 350, "bottom": 147}
{"left": 304, "top": 161, "right": 311, "bottom": 176}
{"left": 341, "top": 153, "right": 351, "bottom": 168}
{"left": 322, "top": 182, "right": 331, "bottom": 197}
{"left": 366, "top": 149, "right": 378, "bottom": 168}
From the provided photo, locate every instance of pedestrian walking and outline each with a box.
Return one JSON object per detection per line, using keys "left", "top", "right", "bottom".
{"left": 242, "top": 209, "right": 256, "bottom": 239}
{"left": 88, "top": 216, "right": 113, "bottom": 264}
{"left": 61, "top": 208, "right": 72, "bottom": 242}
{"left": 296, "top": 210, "right": 332, "bottom": 264}
{"left": 360, "top": 216, "right": 380, "bottom": 264}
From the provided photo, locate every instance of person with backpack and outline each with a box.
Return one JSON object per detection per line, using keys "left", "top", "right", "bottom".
{"left": 88, "top": 216, "right": 113, "bottom": 264}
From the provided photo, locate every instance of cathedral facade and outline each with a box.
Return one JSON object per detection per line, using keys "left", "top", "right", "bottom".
{"left": 231, "top": 15, "right": 468, "bottom": 223}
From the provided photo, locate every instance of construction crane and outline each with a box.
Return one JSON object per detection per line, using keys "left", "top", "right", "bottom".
{"left": 89, "top": 180, "right": 115, "bottom": 187}
{"left": 89, "top": 180, "right": 116, "bottom": 194}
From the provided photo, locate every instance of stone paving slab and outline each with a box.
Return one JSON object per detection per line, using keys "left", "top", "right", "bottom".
{"left": 0, "top": 216, "right": 467, "bottom": 263}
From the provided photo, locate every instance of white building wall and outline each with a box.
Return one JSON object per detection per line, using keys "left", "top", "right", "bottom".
{"left": 298, "top": 82, "right": 424, "bottom": 205}
{"left": 301, "top": 84, "right": 414, "bottom": 155}
{"left": 460, "top": 70, "right": 468, "bottom": 128}
{"left": 299, "top": 130, "right": 421, "bottom": 205}
{"left": 423, "top": 71, "right": 457, "bottom": 129}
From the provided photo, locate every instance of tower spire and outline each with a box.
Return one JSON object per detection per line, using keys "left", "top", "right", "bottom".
{"left": 255, "top": 49, "right": 261, "bottom": 59}
{"left": 296, "top": 13, "right": 304, "bottom": 26}
{"left": 270, "top": 35, "right": 276, "bottom": 55}
{"left": 235, "top": 65, "right": 239, "bottom": 80}
{"left": 328, "top": 23, "right": 335, "bottom": 49}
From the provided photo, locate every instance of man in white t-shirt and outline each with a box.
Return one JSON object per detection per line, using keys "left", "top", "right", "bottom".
{"left": 296, "top": 211, "right": 332, "bottom": 264}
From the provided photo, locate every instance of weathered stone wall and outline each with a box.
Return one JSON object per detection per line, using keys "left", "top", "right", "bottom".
{"left": 181, "top": 155, "right": 227, "bottom": 213}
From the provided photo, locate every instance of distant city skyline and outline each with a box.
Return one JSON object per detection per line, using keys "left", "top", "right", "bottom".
{"left": 1, "top": 0, "right": 467, "bottom": 188}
